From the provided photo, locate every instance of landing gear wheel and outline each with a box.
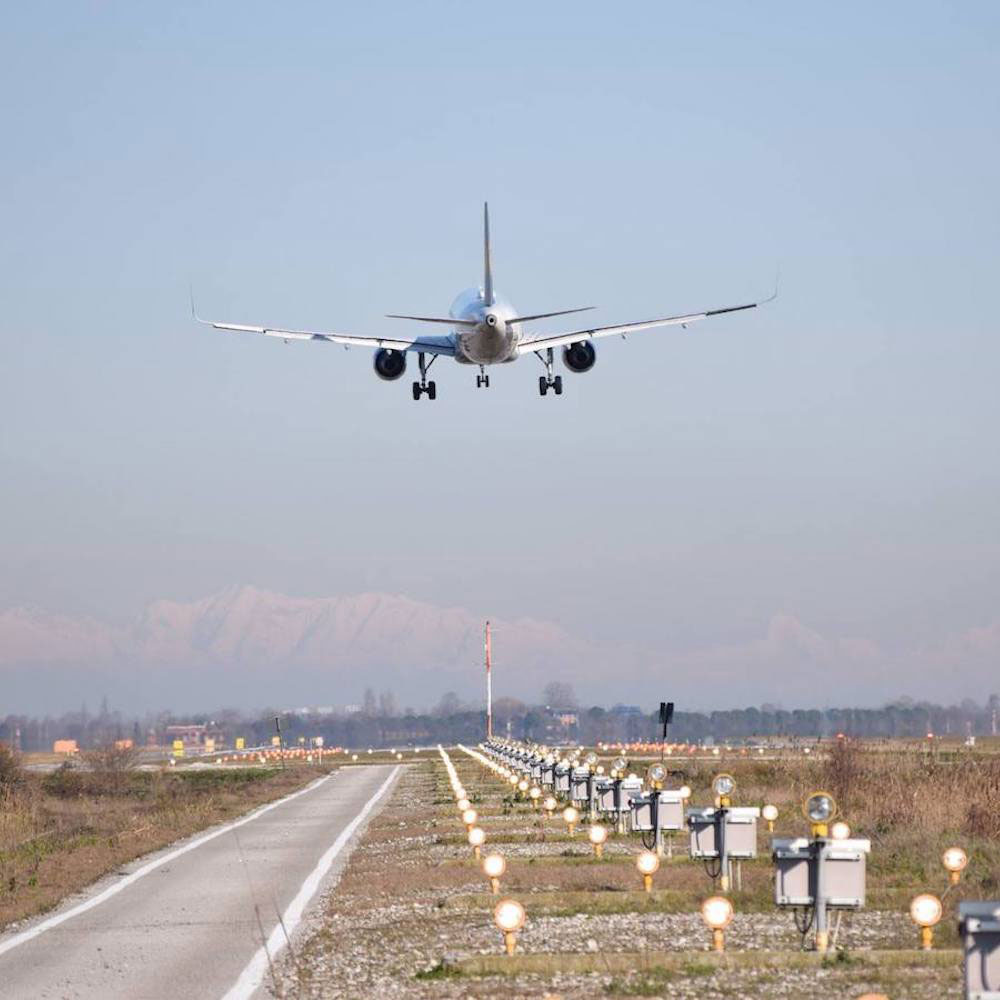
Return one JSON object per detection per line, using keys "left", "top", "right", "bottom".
{"left": 412, "top": 382, "right": 421, "bottom": 401}
{"left": 427, "top": 381, "right": 437, "bottom": 400}
{"left": 553, "top": 375, "right": 563, "bottom": 395}
{"left": 538, "top": 376, "right": 548, "bottom": 397}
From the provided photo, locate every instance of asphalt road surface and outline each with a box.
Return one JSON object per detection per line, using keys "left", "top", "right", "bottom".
{"left": 0, "top": 764, "right": 400, "bottom": 1000}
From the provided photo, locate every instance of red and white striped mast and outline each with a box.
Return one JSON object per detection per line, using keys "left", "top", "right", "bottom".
{"left": 485, "top": 620, "right": 493, "bottom": 739}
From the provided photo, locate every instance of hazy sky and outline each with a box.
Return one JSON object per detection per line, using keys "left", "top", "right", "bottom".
{"left": 2, "top": 3, "right": 999, "bottom": 710}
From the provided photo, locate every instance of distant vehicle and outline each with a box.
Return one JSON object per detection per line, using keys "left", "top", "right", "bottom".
{"left": 194, "top": 204, "right": 772, "bottom": 400}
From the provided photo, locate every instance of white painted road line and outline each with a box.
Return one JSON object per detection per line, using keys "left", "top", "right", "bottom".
{"left": 221, "top": 764, "right": 401, "bottom": 1000}
{"left": 0, "top": 772, "right": 332, "bottom": 959}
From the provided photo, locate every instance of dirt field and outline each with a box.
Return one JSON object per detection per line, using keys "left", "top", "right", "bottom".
{"left": 271, "top": 745, "right": 994, "bottom": 998}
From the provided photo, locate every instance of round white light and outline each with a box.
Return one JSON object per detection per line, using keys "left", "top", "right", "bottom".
{"left": 636, "top": 850, "right": 660, "bottom": 875}
{"left": 494, "top": 898, "right": 525, "bottom": 932}
{"left": 712, "top": 774, "right": 735, "bottom": 797}
{"left": 831, "top": 821, "right": 851, "bottom": 840}
{"left": 804, "top": 792, "right": 837, "bottom": 823}
{"left": 701, "top": 895, "right": 734, "bottom": 930}
{"left": 518, "top": 779, "right": 529, "bottom": 792}
{"left": 588, "top": 824, "right": 608, "bottom": 845}
{"left": 563, "top": 805, "right": 579, "bottom": 824}
{"left": 457, "top": 797, "right": 471, "bottom": 812}
{"left": 544, "top": 796, "right": 557, "bottom": 812}
{"left": 462, "top": 808, "right": 478, "bottom": 826}
{"left": 943, "top": 846, "right": 968, "bottom": 873}
{"left": 910, "top": 893, "right": 942, "bottom": 927}
{"left": 482, "top": 853, "right": 506, "bottom": 878}
{"left": 678, "top": 785, "right": 692, "bottom": 799}
{"left": 762, "top": 804, "right": 778, "bottom": 822}
{"left": 529, "top": 786, "right": 541, "bottom": 800}
{"left": 468, "top": 826, "right": 486, "bottom": 847}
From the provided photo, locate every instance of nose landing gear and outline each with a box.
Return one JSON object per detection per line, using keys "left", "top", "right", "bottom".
{"left": 412, "top": 352, "right": 437, "bottom": 400}
{"left": 535, "top": 347, "right": 563, "bottom": 396}
{"left": 476, "top": 366, "right": 490, "bottom": 388}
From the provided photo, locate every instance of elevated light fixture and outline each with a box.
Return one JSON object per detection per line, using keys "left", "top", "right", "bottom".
{"left": 636, "top": 850, "right": 660, "bottom": 893}
{"left": 482, "top": 852, "right": 506, "bottom": 894}
{"left": 678, "top": 784, "right": 692, "bottom": 803}
{"left": 494, "top": 898, "right": 526, "bottom": 955}
{"left": 701, "top": 895, "right": 734, "bottom": 952}
{"left": 803, "top": 791, "right": 838, "bottom": 837}
{"left": 646, "top": 763, "right": 667, "bottom": 789}
{"left": 529, "top": 786, "right": 541, "bottom": 807}
{"left": 942, "top": 846, "right": 968, "bottom": 884}
{"left": 762, "top": 803, "right": 778, "bottom": 832}
{"left": 712, "top": 773, "right": 736, "bottom": 807}
{"left": 831, "top": 820, "right": 851, "bottom": 840}
{"left": 457, "top": 797, "right": 471, "bottom": 812}
{"left": 462, "top": 807, "right": 478, "bottom": 830}
{"left": 517, "top": 778, "right": 529, "bottom": 794}
{"left": 468, "top": 826, "right": 486, "bottom": 859}
{"left": 909, "top": 893, "right": 942, "bottom": 950}
{"left": 584, "top": 751, "right": 599, "bottom": 767}
{"left": 563, "top": 805, "right": 579, "bottom": 836}
{"left": 543, "top": 795, "right": 558, "bottom": 816}
{"left": 588, "top": 824, "right": 608, "bottom": 858}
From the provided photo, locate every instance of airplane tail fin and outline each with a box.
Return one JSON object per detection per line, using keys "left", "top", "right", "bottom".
{"left": 483, "top": 202, "right": 495, "bottom": 306}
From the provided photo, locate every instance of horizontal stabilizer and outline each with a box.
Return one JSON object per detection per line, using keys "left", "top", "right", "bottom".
{"left": 386, "top": 314, "right": 477, "bottom": 326}
{"left": 508, "top": 306, "right": 595, "bottom": 324}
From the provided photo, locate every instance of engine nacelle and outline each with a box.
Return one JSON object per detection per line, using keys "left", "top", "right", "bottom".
{"left": 373, "top": 348, "right": 407, "bottom": 381}
{"left": 562, "top": 341, "right": 596, "bottom": 373}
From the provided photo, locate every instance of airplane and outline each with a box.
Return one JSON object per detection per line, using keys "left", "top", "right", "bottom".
{"left": 194, "top": 204, "right": 773, "bottom": 400}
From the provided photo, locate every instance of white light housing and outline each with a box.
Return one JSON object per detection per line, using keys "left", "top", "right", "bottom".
{"left": 679, "top": 785, "right": 692, "bottom": 799}
{"left": 943, "top": 846, "right": 968, "bottom": 873}
{"left": 762, "top": 804, "right": 778, "bottom": 822}
{"left": 910, "top": 893, "right": 942, "bottom": 927}
{"left": 457, "top": 797, "right": 471, "bottom": 812}
{"left": 563, "top": 805, "right": 579, "bottom": 824}
{"left": 712, "top": 774, "right": 736, "bottom": 797}
{"left": 636, "top": 850, "right": 660, "bottom": 875}
{"left": 831, "top": 821, "right": 851, "bottom": 840}
{"left": 462, "top": 808, "right": 478, "bottom": 826}
{"left": 494, "top": 898, "right": 526, "bottom": 932}
{"left": 468, "top": 826, "right": 486, "bottom": 847}
{"left": 701, "top": 895, "right": 734, "bottom": 930}
{"left": 805, "top": 792, "right": 837, "bottom": 823}
{"left": 588, "top": 824, "right": 608, "bottom": 845}
{"left": 647, "top": 763, "right": 666, "bottom": 785}
{"left": 544, "top": 796, "right": 557, "bottom": 812}
{"left": 483, "top": 853, "right": 506, "bottom": 878}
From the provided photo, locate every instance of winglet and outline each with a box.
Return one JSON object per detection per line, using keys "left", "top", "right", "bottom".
{"left": 483, "top": 202, "right": 495, "bottom": 306}
{"left": 189, "top": 284, "right": 205, "bottom": 324}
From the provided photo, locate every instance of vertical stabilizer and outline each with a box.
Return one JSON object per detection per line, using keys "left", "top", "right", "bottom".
{"left": 483, "top": 202, "right": 495, "bottom": 305}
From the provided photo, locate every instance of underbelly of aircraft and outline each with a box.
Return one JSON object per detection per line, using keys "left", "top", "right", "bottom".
{"left": 456, "top": 328, "right": 517, "bottom": 365}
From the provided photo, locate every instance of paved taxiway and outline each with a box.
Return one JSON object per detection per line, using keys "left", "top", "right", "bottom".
{"left": 0, "top": 764, "right": 400, "bottom": 999}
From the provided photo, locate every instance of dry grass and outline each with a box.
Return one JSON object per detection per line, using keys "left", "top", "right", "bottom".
{"left": 0, "top": 757, "right": 335, "bottom": 929}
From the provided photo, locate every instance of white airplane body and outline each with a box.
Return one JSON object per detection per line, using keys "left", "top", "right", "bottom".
{"left": 195, "top": 204, "right": 772, "bottom": 399}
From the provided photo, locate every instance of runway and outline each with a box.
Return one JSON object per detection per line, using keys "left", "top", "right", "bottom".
{"left": 0, "top": 764, "right": 400, "bottom": 1000}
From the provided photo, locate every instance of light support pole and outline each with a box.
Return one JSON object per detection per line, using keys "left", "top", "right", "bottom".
{"left": 485, "top": 621, "right": 493, "bottom": 740}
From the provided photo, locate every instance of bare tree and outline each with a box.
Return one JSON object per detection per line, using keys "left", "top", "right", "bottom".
{"left": 542, "top": 681, "right": 577, "bottom": 709}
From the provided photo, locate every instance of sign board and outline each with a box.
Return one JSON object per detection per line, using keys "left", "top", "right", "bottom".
{"left": 204, "top": 738, "right": 215, "bottom": 754}
{"left": 271, "top": 736, "right": 281, "bottom": 747}
{"left": 172, "top": 739, "right": 184, "bottom": 758}
{"left": 235, "top": 737, "right": 245, "bottom": 750}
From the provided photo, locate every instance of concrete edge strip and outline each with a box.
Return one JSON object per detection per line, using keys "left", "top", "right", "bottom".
{"left": 0, "top": 771, "right": 335, "bottom": 958}
{"left": 220, "top": 764, "right": 402, "bottom": 1000}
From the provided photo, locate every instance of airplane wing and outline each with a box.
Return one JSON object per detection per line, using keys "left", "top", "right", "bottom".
{"left": 516, "top": 294, "right": 773, "bottom": 355}
{"left": 193, "top": 301, "right": 455, "bottom": 356}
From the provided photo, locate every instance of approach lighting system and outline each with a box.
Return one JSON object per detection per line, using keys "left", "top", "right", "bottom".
{"left": 588, "top": 824, "right": 608, "bottom": 858}
{"left": 804, "top": 791, "right": 838, "bottom": 835}
{"left": 910, "top": 893, "right": 943, "bottom": 950}
{"left": 462, "top": 808, "right": 478, "bottom": 830}
{"left": 494, "top": 898, "right": 526, "bottom": 955}
{"left": 942, "top": 846, "right": 968, "bottom": 884}
{"left": 646, "top": 763, "right": 667, "bottom": 788}
{"left": 701, "top": 896, "right": 734, "bottom": 952}
{"left": 762, "top": 804, "right": 778, "bottom": 832}
{"left": 563, "top": 805, "right": 579, "bottom": 836}
{"left": 712, "top": 773, "right": 735, "bottom": 806}
{"left": 482, "top": 852, "right": 506, "bottom": 894}
{"left": 636, "top": 850, "right": 660, "bottom": 892}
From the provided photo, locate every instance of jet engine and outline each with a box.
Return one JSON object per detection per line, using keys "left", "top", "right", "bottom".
{"left": 373, "top": 348, "right": 407, "bottom": 380}
{"left": 562, "top": 341, "right": 596, "bottom": 373}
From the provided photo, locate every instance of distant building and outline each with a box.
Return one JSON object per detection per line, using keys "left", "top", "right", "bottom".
{"left": 53, "top": 739, "right": 78, "bottom": 754}
{"left": 164, "top": 724, "right": 206, "bottom": 748}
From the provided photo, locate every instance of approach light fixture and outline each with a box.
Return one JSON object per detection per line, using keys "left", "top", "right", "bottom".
{"left": 701, "top": 896, "right": 734, "bottom": 952}
{"left": 494, "top": 898, "right": 526, "bottom": 955}
{"left": 544, "top": 795, "right": 557, "bottom": 816}
{"left": 529, "top": 786, "right": 541, "bottom": 807}
{"left": 942, "top": 846, "right": 968, "bottom": 884}
{"left": 762, "top": 804, "right": 778, "bottom": 832}
{"left": 678, "top": 784, "right": 692, "bottom": 801}
{"left": 646, "top": 763, "right": 666, "bottom": 788}
{"left": 909, "top": 893, "right": 942, "bottom": 950}
{"left": 636, "top": 850, "right": 660, "bottom": 892}
{"left": 612, "top": 756, "right": 627, "bottom": 773}
{"left": 804, "top": 791, "right": 838, "bottom": 836}
{"left": 831, "top": 821, "right": 851, "bottom": 840}
{"left": 712, "top": 773, "right": 735, "bottom": 806}
{"left": 468, "top": 826, "right": 486, "bottom": 859}
{"left": 462, "top": 808, "right": 478, "bottom": 829}
{"left": 563, "top": 805, "right": 579, "bottom": 836}
{"left": 482, "top": 852, "right": 506, "bottom": 894}
{"left": 588, "top": 824, "right": 608, "bottom": 858}
{"left": 518, "top": 778, "right": 529, "bottom": 793}
{"left": 457, "top": 797, "right": 471, "bottom": 812}
{"left": 584, "top": 752, "right": 598, "bottom": 767}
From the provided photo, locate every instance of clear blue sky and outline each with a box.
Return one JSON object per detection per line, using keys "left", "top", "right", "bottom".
{"left": 2, "top": 2, "right": 999, "bottom": 708}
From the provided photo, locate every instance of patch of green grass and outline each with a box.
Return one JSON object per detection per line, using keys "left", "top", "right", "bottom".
{"left": 415, "top": 960, "right": 462, "bottom": 980}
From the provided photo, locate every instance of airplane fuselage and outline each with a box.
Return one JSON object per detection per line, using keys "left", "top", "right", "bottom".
{"left": 449, "top": 286, "right": 522, "bottom": 365}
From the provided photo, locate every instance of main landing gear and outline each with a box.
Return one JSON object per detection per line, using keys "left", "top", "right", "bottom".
{"left": 535, "top": 347, "right": 563, "bottom": 396}
{"left": 412, "top": 352, "right": 437, "bottom": 400}
{"left": 476, "top": 365, "right": 490, "bottom": 388}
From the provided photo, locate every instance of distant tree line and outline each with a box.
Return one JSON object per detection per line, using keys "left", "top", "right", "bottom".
{"left": 2, "top": 688, "right": 999, "bottom": 751}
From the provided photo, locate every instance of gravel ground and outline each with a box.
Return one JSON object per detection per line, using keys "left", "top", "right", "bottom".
{"left": 272, "top": 757, "right": 962, "bottom": 1000}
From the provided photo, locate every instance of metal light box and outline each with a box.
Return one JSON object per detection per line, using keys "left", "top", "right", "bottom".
{"left": 772, "top": 837, "right": 870, "bottom": 909}
{"left": 687, "top": 806, "right": 761, "bottom": 859}
{"left": 959, "top": 901, "right": 1000, "bottom": 999}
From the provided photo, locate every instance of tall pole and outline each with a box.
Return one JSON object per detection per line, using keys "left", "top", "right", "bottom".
{"left": 485, "top": 620, "right": 493, "bottom": 740}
